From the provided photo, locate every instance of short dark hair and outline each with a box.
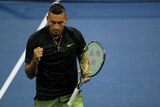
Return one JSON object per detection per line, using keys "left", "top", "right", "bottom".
{"left": 49, "top": 3, "right": 66, "bottom": 15}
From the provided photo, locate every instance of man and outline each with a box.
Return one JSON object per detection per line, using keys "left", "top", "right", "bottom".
{"left": 25, "top": 3, "right": 90, "bottom": 107}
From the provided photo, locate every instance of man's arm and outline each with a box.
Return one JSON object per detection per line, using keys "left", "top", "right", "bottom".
{"left": 25, "top": 60, "right": 38, "bottom": 79}
{"left": 25, "top": 47, "right": 43, "bottom": 79}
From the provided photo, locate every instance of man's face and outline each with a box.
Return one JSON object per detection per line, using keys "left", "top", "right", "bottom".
{"left": 47, "top": 12, "right": 67, "bottom": 37}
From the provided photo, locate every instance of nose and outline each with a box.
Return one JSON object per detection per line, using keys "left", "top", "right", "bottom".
{"left": 54, "top": 23, "right": 60, "bottom": 29}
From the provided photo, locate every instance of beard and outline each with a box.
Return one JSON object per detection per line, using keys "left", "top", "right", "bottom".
{"left": 53, "top": 29, "right": 60, "bottom": 34}
{"left": 50, "top": 29, "right": 62, "bottom": 39}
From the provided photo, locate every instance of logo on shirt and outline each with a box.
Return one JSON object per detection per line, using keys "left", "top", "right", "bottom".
{"left": 67, "top": 43, "right": 74, "bottom": 48}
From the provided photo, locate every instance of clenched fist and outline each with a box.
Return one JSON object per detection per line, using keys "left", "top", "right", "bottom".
{"left": 33, "top": 47, "right": 43, "bottom": 63}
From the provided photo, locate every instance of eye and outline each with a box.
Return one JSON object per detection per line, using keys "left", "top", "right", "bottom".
{"left": 58, "top": 21, "right": 65, "bottom": 25}
{"left": 51, "top": 21, "right": 56, "bottom": 24}
{"left": 50, "top": 21, "right": 65, "bottom": 25}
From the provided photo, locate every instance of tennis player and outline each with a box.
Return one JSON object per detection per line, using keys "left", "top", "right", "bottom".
{"left": 24, "top": 3, "right": 90, "bottom": 107}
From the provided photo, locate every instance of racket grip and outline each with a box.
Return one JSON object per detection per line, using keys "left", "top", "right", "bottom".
{"left": 67, "top": 87, "right": 79, "bottom": 106}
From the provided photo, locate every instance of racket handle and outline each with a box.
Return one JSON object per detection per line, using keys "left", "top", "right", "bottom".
{"left": 67, "top": 87, "right": 79, "bottom": 106}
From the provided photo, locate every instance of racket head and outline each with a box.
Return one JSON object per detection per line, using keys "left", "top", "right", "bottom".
{"left": 80, "top": 41, "right": 106, "bottom": 77}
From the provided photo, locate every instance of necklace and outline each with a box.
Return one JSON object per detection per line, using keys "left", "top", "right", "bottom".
{"left": 53, "top": 35, "right": 62, "bottom": 51}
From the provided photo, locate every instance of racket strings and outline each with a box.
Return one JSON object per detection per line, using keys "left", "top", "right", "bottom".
{"left": 81, "top": 42, "right": 105, "bottom": 76}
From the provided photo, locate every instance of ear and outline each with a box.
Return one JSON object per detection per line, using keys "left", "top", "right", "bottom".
{"left": 65, "top": 16, "right": 68, "bottom": 24}
{"left": 46, "top": 15, "right": 49, "bottom": 22}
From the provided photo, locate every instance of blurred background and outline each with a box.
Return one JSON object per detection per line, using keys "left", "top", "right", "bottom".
{"left": 1, "top": 0, "right": 160, "bottom": 2}
{"left": 0, "top": 0, "right": 160, "bottom": 107}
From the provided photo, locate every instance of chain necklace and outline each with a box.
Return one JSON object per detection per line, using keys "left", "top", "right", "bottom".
{"left": 53, "top": 35, "right": 62, "bottom": 51}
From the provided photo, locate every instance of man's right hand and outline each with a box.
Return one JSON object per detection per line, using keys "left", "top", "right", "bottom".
{"left": 33, "top": 47, "right": 43, "bottom": 63}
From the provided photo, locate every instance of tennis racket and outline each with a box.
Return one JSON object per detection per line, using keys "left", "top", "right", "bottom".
{"left": 67, "top": 40, "right": 106, "bottom": 106}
